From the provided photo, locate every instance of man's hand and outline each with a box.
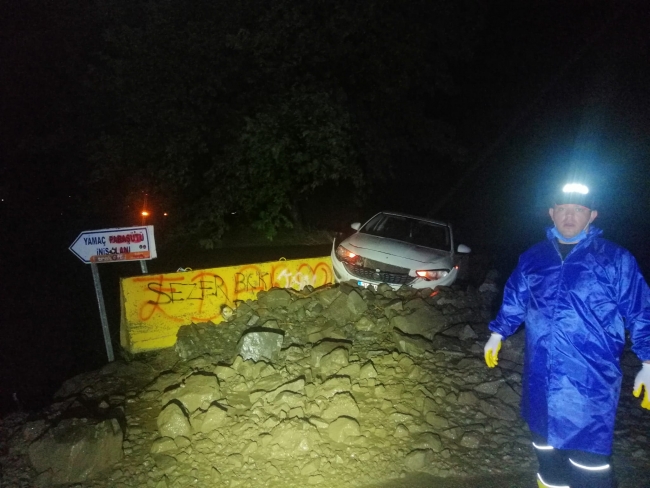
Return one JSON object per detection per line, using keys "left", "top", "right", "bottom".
{"left": 484, "top": 333, "right": 503, "bottom": 368}
{"left": 633, "top": 363, "right": 650, "bottom": 410}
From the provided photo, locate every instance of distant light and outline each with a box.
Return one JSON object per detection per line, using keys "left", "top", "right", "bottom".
{"left": 562, "top": 183, "right": 589, "bottom": 194}
{"left": 163, "top": 212, "right": 168, "bottom": 216}
{"left": 141, "top": 211, "right": 149, "bottom": 216}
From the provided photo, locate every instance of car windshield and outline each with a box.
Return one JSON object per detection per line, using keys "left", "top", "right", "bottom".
{"left": 360, "top": 214, "right": 450, "bottom": 251}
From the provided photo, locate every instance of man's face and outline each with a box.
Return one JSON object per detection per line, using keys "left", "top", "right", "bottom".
{"left": 549, "top": 204, "right": 598, "bottom": 241}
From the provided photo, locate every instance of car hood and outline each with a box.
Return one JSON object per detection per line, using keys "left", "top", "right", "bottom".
{"left": 342, "top": 233, "right": 452, "bottom": 269}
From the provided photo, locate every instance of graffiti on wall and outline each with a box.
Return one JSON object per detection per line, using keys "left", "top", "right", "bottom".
{"left": 120, "top": 257, "right": 333, "bottom": 353}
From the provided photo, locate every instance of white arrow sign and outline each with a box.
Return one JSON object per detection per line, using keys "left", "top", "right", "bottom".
{"left": 69, "top": 226, "right": 157, "bottom": 264}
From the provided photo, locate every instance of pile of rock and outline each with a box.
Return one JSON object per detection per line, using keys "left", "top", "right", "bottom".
{"left": 174, "top": 282, "right": 495, "bottom": 363}
{"left": 4, "top": 281, "right": 537, "bottom": 487}
{"left": 139, "top": 282, "right": 535, "bottom": 487}
{"left": 4, "top": 278, "right": 650, "bottom": 488}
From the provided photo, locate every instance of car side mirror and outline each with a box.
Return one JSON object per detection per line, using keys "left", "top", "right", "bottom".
{"left": 457, "top": 244, "right": 471, "bottom": 254}
{"left": 351, "top": 222, "right": 361, "bottom": 231}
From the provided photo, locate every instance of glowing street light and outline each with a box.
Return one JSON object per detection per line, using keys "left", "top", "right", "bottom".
{"left": 141, "top": 210, "right": 150, "bottom": 225}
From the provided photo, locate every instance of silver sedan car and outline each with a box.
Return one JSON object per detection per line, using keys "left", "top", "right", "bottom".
{"left": 331, "top": 211, "right": 470, "bottom": 289}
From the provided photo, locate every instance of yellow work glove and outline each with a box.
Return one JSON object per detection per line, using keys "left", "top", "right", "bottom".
{"left": 633, "top": 363, "right": 650, "bottom": 410}
{"left": 484, "top": 333, "right": 503, "bottom": 368}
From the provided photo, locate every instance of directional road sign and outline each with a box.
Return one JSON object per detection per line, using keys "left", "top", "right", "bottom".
{"left": 69, "top": 226, "right": 157, "bottom": 264}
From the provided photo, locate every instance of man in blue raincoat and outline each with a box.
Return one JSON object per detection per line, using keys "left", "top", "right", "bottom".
{"left": 483, "top": 182, "right": 650, "bottom": 488}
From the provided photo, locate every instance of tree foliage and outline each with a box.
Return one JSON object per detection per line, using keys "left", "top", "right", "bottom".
{"left": 86, "top": 0, "right": 483, "bottom": 242}
{"left": 218, "top": 87, "right": 360, "bottom": 239}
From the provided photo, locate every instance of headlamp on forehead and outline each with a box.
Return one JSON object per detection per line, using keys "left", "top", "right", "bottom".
{"left": 562, "top": 183, "right": 589, "bottom": 195}
{"left": 553, "top": 182, "right": 595, "bottom": 209}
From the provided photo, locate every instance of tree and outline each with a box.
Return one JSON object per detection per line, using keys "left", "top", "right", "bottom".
{"left": 218, "top": 87, "right": 361, "bottom": 239}
{"left": 86, "top": 0, "right": 483, "bottom": 242}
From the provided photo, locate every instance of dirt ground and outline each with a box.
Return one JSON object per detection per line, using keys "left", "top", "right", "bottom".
{"left": 365, "top": 463, "right": 650, "bottom": 488}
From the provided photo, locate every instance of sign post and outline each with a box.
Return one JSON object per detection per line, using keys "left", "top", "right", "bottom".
{"left": 70, "top": 226, "right": 157, "bottom": 361}
{"left": 91, "top": 262, "right": 114, "bottom": 361}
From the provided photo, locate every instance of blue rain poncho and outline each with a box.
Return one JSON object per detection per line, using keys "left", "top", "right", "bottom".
{"left": 490, "top": 226, "right": 650, "bottom": 455}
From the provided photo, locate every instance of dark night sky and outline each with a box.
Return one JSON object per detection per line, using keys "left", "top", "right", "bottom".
{"left": 1, "top": 0, "right": 649, "bottom": 411}
{"left": 448, "top": 1, "right": 650, "bottom": 271}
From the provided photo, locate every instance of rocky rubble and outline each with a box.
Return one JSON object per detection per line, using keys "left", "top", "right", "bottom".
{"left": 1, "top": 280, "right": 649, "bottom": 487}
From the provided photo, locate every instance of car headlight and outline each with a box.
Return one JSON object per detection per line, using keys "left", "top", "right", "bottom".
{"left": 335, "top": 244, "right": 359, "bottom": 264}
{"left": 415, "top": 269, "right": 450, "bottom": 281}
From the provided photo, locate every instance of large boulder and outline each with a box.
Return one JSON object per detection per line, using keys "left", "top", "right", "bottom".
{"left": 195, "top": 403, "right": 229, "bottom": 433}
{"left": 404, "top": 448, "right": 435, "bottom": 471}
{"left": 318, "top": 348, "right": 350, "bottom": 377}
{"left": 161, "top": 373, "right": 220, "bottom": 413}
{"left": 390, "top": 306, "right": 447, "bottom": 339}
{"left": 310, "top": 340, "right": 352, "bottom": 368}
{"left": 392, "top": 329, "right": 431, "bottom": 356}
{"left": 237, "top": 329, "right": 284, "bottom": 362}
{"left": 322, "top": 290, "right": 368, "bottom": 325}
{"left": 262, "top": 378, "right": 306, "bottom": 403}
{"left": 257, "top": 289, "right": 292, "bottom": 310}
{"left": 313, "top": 286, "right": 341, "bottom": 306}
{"left": 328, "top": 417, "right": 361, "bottom": 444}
{"left": 28, "top": 418, "right": 123, "bottom": 485}
{"left": 322, "top": 293, "right": 353, "bottom": 325}
{"left": 157, "top": 402, "right": 192, "bottom": 438}
{"left": 346, "top": 290, "right": 368, "bottom": 316}
{"left": 265, "top": 419, "right": 322, "bottom": 457}
{"left": 478, "top": 399, "right": 517, "bottom": 421}
{"left": 175, "top": 323, "right": 204, "bottom": 360}
{"left": 500, "top": 329, "right": 526, "bottom": 364}
{"left": 321, "top": 392, "right": 360, "bottom": 420}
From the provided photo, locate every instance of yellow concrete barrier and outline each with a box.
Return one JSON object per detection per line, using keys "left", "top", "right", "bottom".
{"left": 120, "top": 256, "right": 333, "bottom": 353}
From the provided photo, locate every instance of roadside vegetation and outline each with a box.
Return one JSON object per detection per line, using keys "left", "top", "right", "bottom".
{"left": 4, "top": 0, "right": 483, "bottom": 245}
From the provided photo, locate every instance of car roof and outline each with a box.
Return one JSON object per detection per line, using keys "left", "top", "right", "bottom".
{"left": 371, "top": 211, "right": 450, "bottom": 228}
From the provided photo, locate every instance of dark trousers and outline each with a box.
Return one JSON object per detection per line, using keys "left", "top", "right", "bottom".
{"left": 532, "top": 432, "right": 616, "bottom": 488}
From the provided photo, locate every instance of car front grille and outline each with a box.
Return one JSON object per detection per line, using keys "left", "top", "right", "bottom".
{"left": 358, "top": 257, "right": 407, "bottom": 275}
{"left": 343, "top": 263, "right": 414, "bottom": 285}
